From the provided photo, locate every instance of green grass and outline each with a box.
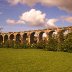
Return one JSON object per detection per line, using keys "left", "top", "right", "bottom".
{"left": 0, "top": 48, "right": 72, "bottom": 72}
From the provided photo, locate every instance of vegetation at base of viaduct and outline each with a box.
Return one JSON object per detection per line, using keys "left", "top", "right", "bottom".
{"left": 0, "top": 27, "right": 72, "bottom": 52}
{"left": 30, "top": 32, "right": 72, "bottom": 52}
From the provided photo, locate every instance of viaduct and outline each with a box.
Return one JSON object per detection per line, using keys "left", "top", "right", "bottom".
{"left": 0, "top": 26, "right": 72, "bottom": 44}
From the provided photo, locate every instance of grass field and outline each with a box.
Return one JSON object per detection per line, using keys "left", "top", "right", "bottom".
{"left": 0, "top": 48, "right": 72, "bottom": 72}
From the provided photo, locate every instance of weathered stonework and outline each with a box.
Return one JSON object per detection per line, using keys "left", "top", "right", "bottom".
{"left": 0, "top": 26, "right": 72, "bottom": 44}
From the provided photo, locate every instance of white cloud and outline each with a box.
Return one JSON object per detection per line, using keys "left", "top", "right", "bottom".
{"left": 16, "top": 20, "right": 25, "bottom": 24}
{"left": 46, "top": 19, "right": 58, "bottom": 28}
{"left": 7, "top": 0, "right": 72, "bottom": 12}
{"left": 6, "top": 19, "right": 16, "bottom": 24}
{"left": 6, "top": 19, "right": 25, "bottom": 24}
{"left": 7, "top": 0, "right": 38, "bottom": 6}
{"left": 64, "top": 16, "right": 72, "bottom": 23}
{"left": 6, "top": 9, "right": 58, "bottom": 28}
{"left": 20, "top": 9, "right": 46, "bottom": 26}
{"left": 7, "top": 0, "right": 20, "bottom": 5}
{"left": 41, "top": 0, "right": 72, "bottom": 12}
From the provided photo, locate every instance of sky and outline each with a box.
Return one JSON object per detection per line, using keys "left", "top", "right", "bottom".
{"left": 0, "top": 0, "right": 72, "bottom": 32}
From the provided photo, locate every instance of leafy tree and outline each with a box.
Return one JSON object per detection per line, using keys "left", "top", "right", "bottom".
{"left": 57, "top": 30, "right": 65, "bottom": 43}
{"left": 35, "top": 40, "right": 47, "bottom": 49}
{"left": 62, "top": 32, "right": 72, "bottom": 52}
{"left": 45, "top": 37, "right": 58, "bottom": 51}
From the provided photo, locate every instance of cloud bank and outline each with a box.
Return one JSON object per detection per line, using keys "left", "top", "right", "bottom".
{"left": 6, "top": 19, "right": 25, "bottom": 24}
{"left": 6, "top": 9, "right": 58, "bottom": 28}
{"left": 7, "top": 0, "right": 72, "bottom": 12}
{"left": 46, "top": 19, "right": 58, "bottom": 28}
{"left": 64, "top": 16, "right": 72, "bottom": 23}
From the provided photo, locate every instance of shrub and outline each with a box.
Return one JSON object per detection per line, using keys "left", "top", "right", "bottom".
{"left": 36, "top": 40, "right": 46, "bottom": 49}
{"left": 30, "top": 43, "right": 37, "bottom": 49}
{"left": 0, "top": 43, "right": 3, "bottom": 48}
{"left": 1, "top": 31, "right": 72, "bottom": 53}
{"left": 62, "top": 32, "right": 72, "bottom": 52}
{"left": 3, "top": 40, "right": 9, "bottom": 48}
{"left": 57, "top": 32, "right": 72, "bottom": 52}
{"left": 45, "top": 37, "right": 58, "bottom": 51}
{"left": 21, "top": 43, "right": 29, "bottom": 49}
{"left": 13, "top": 41, "right": 21, "bottom": 48}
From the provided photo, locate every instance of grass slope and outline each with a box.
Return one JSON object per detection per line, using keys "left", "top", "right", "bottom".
{"left": 0, "top": 48, "right": 72, "bottom": 72}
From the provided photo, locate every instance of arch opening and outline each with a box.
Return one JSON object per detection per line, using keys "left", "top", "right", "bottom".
{"left": 4, "top": 35, "right": 8, "bottom": 42}
{"left": 30, "top": 32, "right": 37, "bottom": 44}
{"left": 16, "top": 34, "right": 21, "bottom": 43}
{"left": 23, "top": 33, "right": 28, "bottom": 44}
{"left": 10, "top": 34, "right": 14, "bottom": 40}
{"left": 48, "top": 30, "right": 55, "bottom": 38}
{"left": 0, "top": 35, "right": 3, "bottom": 43}
{"left": 39, "top": 32, "right": 44, "bottom": 42}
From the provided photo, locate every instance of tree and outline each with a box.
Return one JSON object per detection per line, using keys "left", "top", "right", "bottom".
{"left": 62, "top": 32, "right": 72, "bottom": 52}
{"left": 45, "top": 37, "right": 58, "bottom": 51}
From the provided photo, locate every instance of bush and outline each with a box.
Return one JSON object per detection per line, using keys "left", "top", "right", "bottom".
{"left": 0, "top": 43, "right": 3, "bottom": 48}
{"left": 62, "top": 33, "right": 72, "bottom": 52}
{"left": 36, "top": 40, "right": 46, "bottom": 49}
{"left": 29, "top": 43, "right": 37, "bottom": 49}
{"left": 45, "top": 37, "right": 58, "bottom": 51}
{"left": 3, "top": 40, "right": 9, "bottom": 48}
{"left": 1, "top": 31, "right": 72, "bottom": 53}
{"left": 56, "top": 32, "right": 72, "bottom": 52}
{"left": 21, "top": 43, "right": 29, "bottom": 49}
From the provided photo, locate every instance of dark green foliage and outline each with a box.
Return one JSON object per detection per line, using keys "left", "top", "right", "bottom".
{"left": 39, "top": 32, "right": 72, "bottom": 53}
{"left": 61, "top": 32, "right": 72, "bottom": 52}
{"left": 13, "top": 41, "right": 20, "bottom": 48}
{"left": 20, "top": 43, "right": 29, "bottom": 49}
{"left": 0, "top": 43, "right": 3, "bottom": 48}
{"left": 36, "top": 40, "right": 46, "bottom": 49}
{"left": 3, "top": 40, "right": 15, "bottom": 48}
{"left": 45, "top": 37, "right": 58, "bottom": 51}
{"left": 0, "top": 32, "right": 72, "bottom": 53}
{"left": 58, "top": 31, "right": 64, "bottom": 43}
{"left": 29, "top": 43, "right": 37, "bottom": 49}
{"left": 3, "top": 40, "right": 28, "bottom": 49}
{"left": 3, "top": 40, "right": 10, "bottom": 48}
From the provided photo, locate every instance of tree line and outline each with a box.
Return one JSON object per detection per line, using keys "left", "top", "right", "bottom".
{"left": 0, "top": 32, "right": 72, "bottom": 53}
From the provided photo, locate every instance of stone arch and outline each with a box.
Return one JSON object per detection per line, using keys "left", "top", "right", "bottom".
{"left": 4, "top": 35, "right": 8, "bottom": 42}
{"left": 23, "top": 33, "right": 28, "bottom": 44}
{"left": 48, "top": 30, "right": 55, "bottom": 37}
{"left": 63, "top": 29, "right": 71, "bottom": 36}
{"left": 42, "top": 32, "right": 48, "bottom": 41}
{"left": 58, "top": 30, "right": 65, "bottom": 42}
{"left": 39, "top": 32, "right": 44, "bottom": 41}
{"left": 16, "top": 34, "right": 21, "bottom": 42}
{"left": 30, "top": 32, "right": 36, "bottom": 44}
{"left": 10, "top": 34, "right": 14, "bottom": 40}
{"left": 0, "top": 35, "right": 3, "bottom": 43}
{"left": 52, "top": 30, "right": 58, "bottom": 39}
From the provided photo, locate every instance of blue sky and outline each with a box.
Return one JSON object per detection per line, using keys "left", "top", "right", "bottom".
{"left": 0, "top": 0, "right": 72, "bottom": 32}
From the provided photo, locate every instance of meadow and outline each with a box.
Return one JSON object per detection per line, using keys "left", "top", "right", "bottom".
{"left": 0, "top": 48, "right": 72, "bottom": 72}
